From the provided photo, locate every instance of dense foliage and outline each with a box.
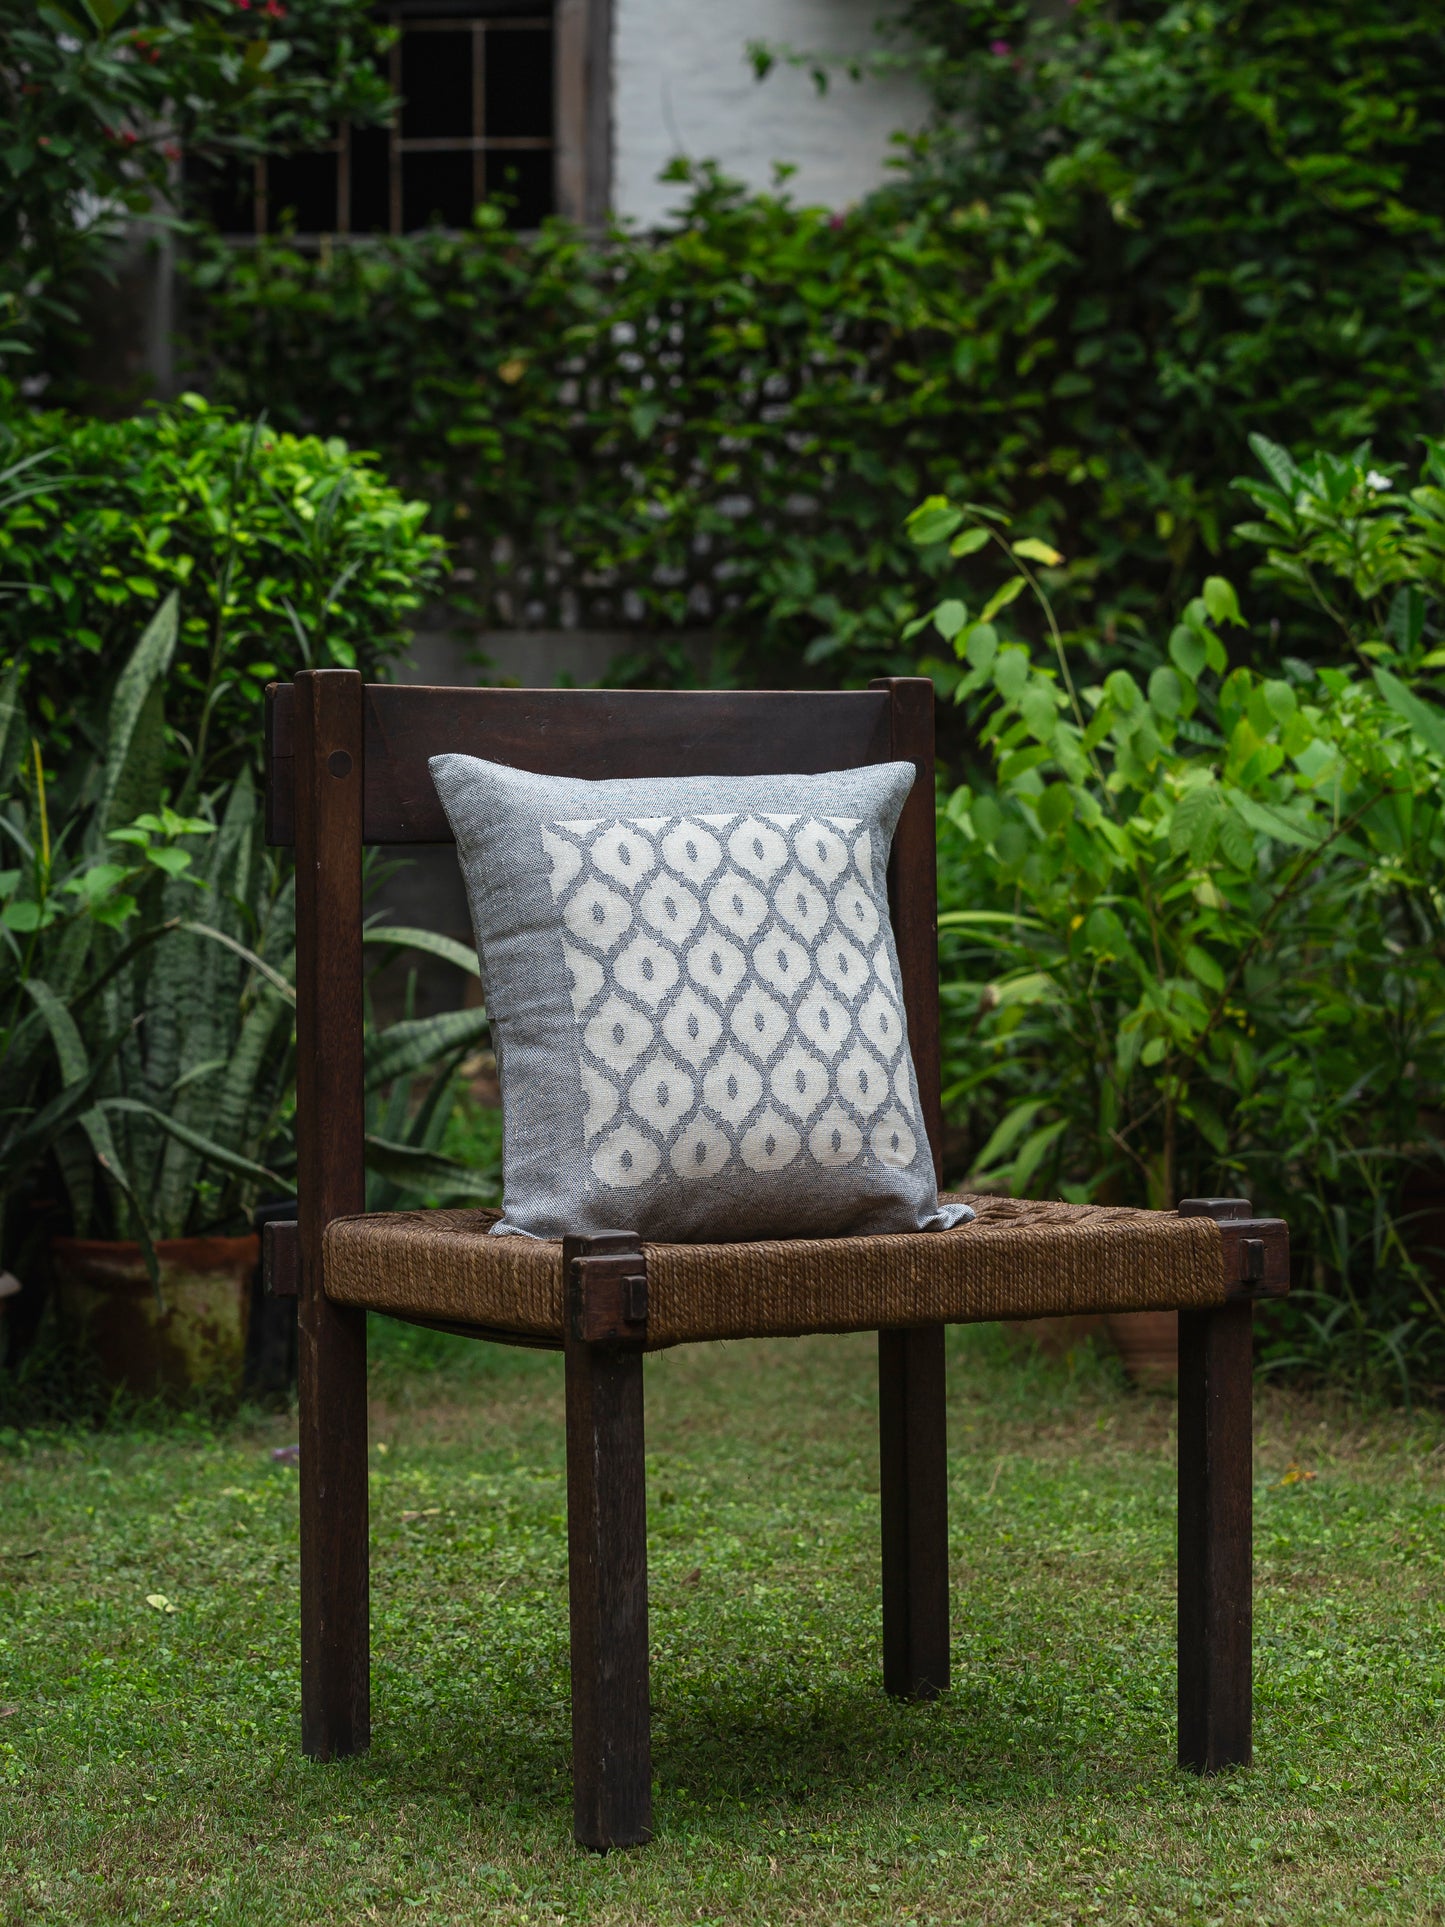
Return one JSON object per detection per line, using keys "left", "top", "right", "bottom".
{"left": 1, "top": 592, "right": 494, "bottom": 1311}
{"left": 0, "top": 0, "right": 388, "bottom": 377}
{"left": 929, "top": 438, "right": 1445, "bottom": 1391}
{"left": 187, "top": 3, "right": 1445, "bottom": 682}
{"left": 187, "top": 177, "right": 988, "bottom": 684}
{"left": 796, "top": 0, "right": 1445, "bottom": 638}
{"left": 0, "top": 395, "right": 445, "bottom": 783}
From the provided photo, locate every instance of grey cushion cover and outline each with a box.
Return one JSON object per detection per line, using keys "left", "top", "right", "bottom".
{"left": 430, "top": 754, "right": 973, "bottom": 1243}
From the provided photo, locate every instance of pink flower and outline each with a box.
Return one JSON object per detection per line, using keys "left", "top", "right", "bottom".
{"left": 990, "top": 38, "right": 1012, "bottom": 55}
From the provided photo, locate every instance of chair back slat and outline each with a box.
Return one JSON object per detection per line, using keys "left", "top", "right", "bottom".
{"left": 266, "top": 682, "right": 894, "bottom": 846}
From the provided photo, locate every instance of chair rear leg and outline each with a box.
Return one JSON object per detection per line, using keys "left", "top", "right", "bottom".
{"left": 878, "top": 1323, "right": 950, "bottom": 1699}
{"left": 299, "top": 1293, "right": 370, "bottom": 1759}
{"left": 1178, "top": 1301, "right": 1252, "bottom": 1771}
{"left": 564, "top": 1278, "right": 651, "bottom": 1850}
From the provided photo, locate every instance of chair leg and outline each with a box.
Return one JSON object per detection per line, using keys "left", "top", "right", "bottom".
{"left": 565, "top": 1328, "right": 651, "bottom": 1849}
{"left": 299, "top": 1293, "right": 370, "bottom": 1759}
{"left": 878, "top": 1324, "right": 950, "bottom": 1699}
{"left": 1178, "top": 1301, "right": 1253, "bottom": 1771}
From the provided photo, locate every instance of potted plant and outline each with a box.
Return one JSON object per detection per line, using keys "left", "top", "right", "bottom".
{"left": 2, "top": 598, "right": 287, "bottom": 1394}
{"left": 6, "top": 593, "right": 503, "bottom": 1397}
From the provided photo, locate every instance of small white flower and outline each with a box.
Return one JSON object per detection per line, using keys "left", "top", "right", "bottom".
{"left": 1365, "top": 469, "right": 1392, "bottom": 493}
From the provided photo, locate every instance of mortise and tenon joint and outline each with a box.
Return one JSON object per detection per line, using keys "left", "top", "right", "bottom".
{"left": 567, "top": 1232, "right": 649, "bottom": 1346}
{"left": 1178, "top": 1197, "right": 1289, "bottom": 1301}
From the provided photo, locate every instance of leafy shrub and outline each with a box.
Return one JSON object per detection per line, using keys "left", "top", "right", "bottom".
{"left": 917, "top": 443, "right": 1445, "bottom": 1391}
{"left": 0, "top": 395, "right": 445, "bottom": 781}
{"left": 2, "top": 594, "right": 493, "bottom": 1291}
{"left": 184, "top": 174, "right": 1016, "bottom": 683}
{"left": 1, "top": 0, "right": 389, "bottom": 374}
{"left": 186, "top": 2, "right": 1445, "bottom": 681}
{"left": 809, "top": 0, "right": 1445, "bottom": 639}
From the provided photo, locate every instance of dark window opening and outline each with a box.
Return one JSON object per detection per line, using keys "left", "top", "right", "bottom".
{"left": 190, "top": 2, "right": 554, "bottom": 238}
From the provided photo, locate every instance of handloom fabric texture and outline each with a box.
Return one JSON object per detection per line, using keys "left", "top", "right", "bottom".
{"left": 429, "top": 754, "right": 974, "bottom": 1242}
{"left": 322, "top": 1195, "right": 1230, "bottom": 1348}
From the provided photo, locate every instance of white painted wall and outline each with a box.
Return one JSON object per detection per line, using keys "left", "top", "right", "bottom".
{"left": 612, "top": 0, "right": 927, "bottom": 226}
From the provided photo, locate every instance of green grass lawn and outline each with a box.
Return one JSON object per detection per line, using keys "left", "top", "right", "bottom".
{"left": 2, "top": 1322, "right": 1444, "bottom": 1925}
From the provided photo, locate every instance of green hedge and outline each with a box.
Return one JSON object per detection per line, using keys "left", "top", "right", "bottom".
{"left": 186, "top": 174, "right": 989, "bottom": 683}
{"left": 184, "top": 1, "right": 1445, "bottom": 683}
{"left": 0, "top": 395, "right": 445, "bottom": 781}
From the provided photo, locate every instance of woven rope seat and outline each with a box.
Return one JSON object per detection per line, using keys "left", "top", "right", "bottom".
{"left": 323, "top": 1193, "right": 1231, "bottom": 1349}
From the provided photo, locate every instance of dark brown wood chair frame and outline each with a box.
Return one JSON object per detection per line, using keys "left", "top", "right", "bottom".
{"left": 265, "top": 667, "right": 1263, "bottom": 1850}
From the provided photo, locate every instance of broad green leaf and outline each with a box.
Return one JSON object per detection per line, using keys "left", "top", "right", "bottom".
{"left": 365, "top": 1008, "right": 492, "bottom": 1090}
{"left": 1226, "top": 790, "right": 1320, "bottom": 851}
{"left": 949, "top": 526, "right": 991, "bottom": 558}
{"left": 22, "top": 978, "right": 89, "bottom": 1086}
{"left": 932, "top": 598, "right": 968, "bottom": 642}
{"left": 1169, "top": 623, "right": 1208, "bottom": 682}
{"left": 1148, "top": 665, "right": 1183, "bottom": 719}
{"left": 0, "top": 664, "right": 24, "bottom": 791}
{"left": 1202, "top": 576, "right": 1243, "bottom": 626}
{"left": 1010, "top": 1117, "right": 1070, "bottom": 1192}
{"left": 963, "top": 622, "right": 998, "bottom": 670}
{"left": 980, "top": 575, "right": 1027, "bottom": 623}
{"left": 1262, "top": 679, "right": 1296, "bottom": 725}
{"left": 1036, "top": 784, "right": 1072, "bottom": 834}
{"left": 102, "top": 1098, "right": 285, "bottom": 1188}
{"left": 992, "top": 971, "right": 1059, "bottom": 1009}
{"left": 1374, "top": 666, "right": 1445, "bottom": 760}
{"left": 970, "top": 793, "right": 1003, "bottom": 844}
{"left": 993, "top": 646, "right": 1030, "bottom": 700}
{"left": 362, "top": 925, "right": 482, "bottom": 976}
{"left": 98, "top": 594, "right": 178, "bottom": 831}
{"left": 936, "top": 909, "right": 1047, "bottom": 930}
{"left": 364, "top": 1135, "right": 500, "bottom": 1202}
{"left": 968, "top": 1098, "right": 1048, "bottom": 1177}
{"left": 905, "top": 496, "right": 964, "bottom": 548}
{"left": 1083, "top": 904, "right": 1127, "bottom": 952}
{"left": 1103, "top": 669, "right": 1142, "bottom": 713}
{"left": 1012, "top": 537, "right": 1064, "bottom": 567}
{"left": 178, "top": 920, "right": 296, "bottom": 1001}
{"left": 1184, "top": 944, "right": 1225, "bottom": 992}
{"left": 1247, "top": 431, "right": 1296, "bottom": 495}
{"left": 1217, "top": 809, "right": 1254, "bottom": 870}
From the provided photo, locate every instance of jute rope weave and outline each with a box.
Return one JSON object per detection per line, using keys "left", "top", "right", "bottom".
{"left": 323, "top": 1193, "right": 1228, "bottom": 1348}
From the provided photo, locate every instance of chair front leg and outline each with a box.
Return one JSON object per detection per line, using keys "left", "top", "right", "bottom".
{"left": 299, "top": 1288, "right": 370, "bottom": 1759}
{"left": 564, "top": 1234, "right": 652, "bottom": 1850}
{"left": 878, "top": 1323, "right": 950, "bottom": 1700}
{"left": 1177, "top": 1301, "right": 1253, "bottom": 1771}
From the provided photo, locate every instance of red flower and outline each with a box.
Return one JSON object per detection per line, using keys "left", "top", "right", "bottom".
{"left": 264, "top": 0, "right": 286, "bottom": 15}
{"left": 163, "top": 143, "right": 181, "bottom": 162}
{"left": 989, "top": 38, "right": 1012, "bottom": 56}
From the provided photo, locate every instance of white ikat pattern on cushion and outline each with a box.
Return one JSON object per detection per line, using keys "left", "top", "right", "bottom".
{"left": 541, "top": 811, "right": 922, "bottom": 1192}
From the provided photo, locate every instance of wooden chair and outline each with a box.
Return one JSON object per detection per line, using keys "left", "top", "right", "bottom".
{"left": 263, "top": 668, "right": 1288, "bottom": 1850}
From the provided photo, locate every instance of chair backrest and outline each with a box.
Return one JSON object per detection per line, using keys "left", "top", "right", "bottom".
{"left": 266, "top": 671, "right": 941, "bottom": 1256}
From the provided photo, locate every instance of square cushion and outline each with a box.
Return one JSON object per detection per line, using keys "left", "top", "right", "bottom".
{"left": 430, "top": 754, "right": 974, "bottom": 1243}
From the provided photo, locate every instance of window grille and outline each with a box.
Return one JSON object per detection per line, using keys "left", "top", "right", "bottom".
{"left": 196, "top": 1, "right": 555, "bottom": 237}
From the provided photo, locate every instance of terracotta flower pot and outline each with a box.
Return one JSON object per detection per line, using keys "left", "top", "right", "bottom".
{"left": 1105, "top": 1309, "right": 1179, "bottom": 1387}
{"left": 51, "top": 1233, "right": 258, "bottom": 1398}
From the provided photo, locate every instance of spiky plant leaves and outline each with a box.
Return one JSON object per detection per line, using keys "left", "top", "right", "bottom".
{"left": 98, "top": 593, "right": 178, "bottom": 831}
{"left": 364, "top": 1007, "right": 492, "bottom": 1092}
